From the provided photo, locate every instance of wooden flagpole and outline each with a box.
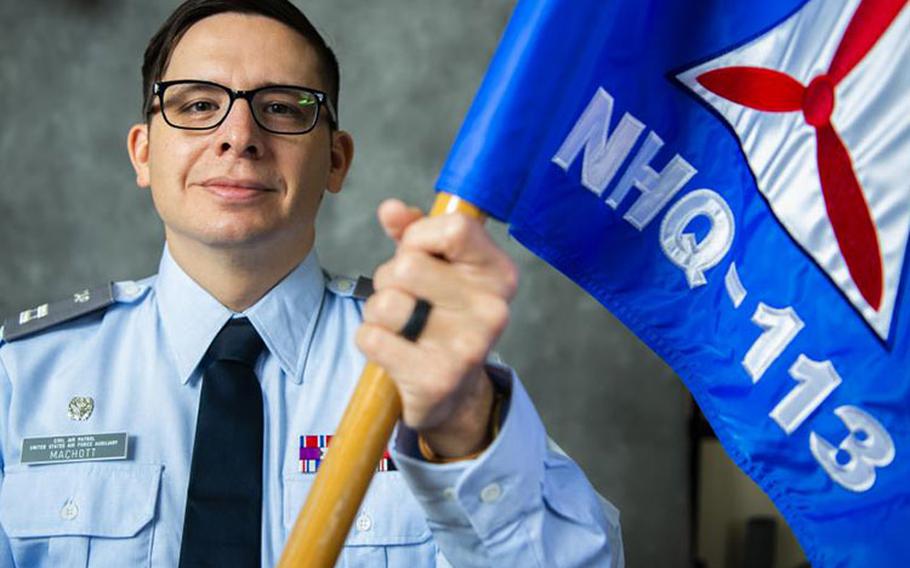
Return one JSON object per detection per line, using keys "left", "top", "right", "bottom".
{"left": 277, "top": 192, "right": 486, "bottom": 567}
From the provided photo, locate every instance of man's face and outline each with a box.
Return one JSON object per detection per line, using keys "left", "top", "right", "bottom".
{"left": 129, "top": 13, "right": 351, "bottom": 252}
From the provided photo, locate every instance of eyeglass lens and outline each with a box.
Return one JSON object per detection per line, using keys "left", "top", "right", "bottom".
{"left": 161, "top": 83, "right": 320, "bottom": 133}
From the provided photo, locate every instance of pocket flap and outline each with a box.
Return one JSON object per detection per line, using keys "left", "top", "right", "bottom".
{"left": 284, "top": 472, "right": 431, "bottom": 546}
{"left": 0, "top": 463, "right": 162, "bottom": 538}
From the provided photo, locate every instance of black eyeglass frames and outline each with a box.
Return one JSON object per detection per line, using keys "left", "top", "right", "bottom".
{"left": 150, "top": 80, "right": 338, "bottom": 135}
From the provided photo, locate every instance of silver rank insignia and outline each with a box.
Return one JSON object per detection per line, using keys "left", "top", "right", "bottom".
{"left": 19, "top": 304, "right": 49, "bottom": 325}
{"left": 68, "top": 396, "right": 95, "bottom": 421}
{"left": 73, "top": 289, "right": 91, "bottom": 304}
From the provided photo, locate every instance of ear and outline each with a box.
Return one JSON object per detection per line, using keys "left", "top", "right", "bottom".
{"left": 127, "top": 123, "right": 151, "bottom": 188}
{"left": 326, "top": 129, "right": 354, "bottom": 194}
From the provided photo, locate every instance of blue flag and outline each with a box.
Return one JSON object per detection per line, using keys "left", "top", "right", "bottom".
{"left": 437, "top": 0, "right": 910, "bottom": 565}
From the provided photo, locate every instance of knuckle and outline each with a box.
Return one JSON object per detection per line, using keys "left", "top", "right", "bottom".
{"left": 355, "top": 324, "right": 382, "bottom": 354}
{"left": 443, "top": 215, "right": 472, "bottom": 252}
{"left": 501, "top": 260, "right": 520, "bottom": 299}
{"left": 400, "top": 217, "right": 426, "bottom": 244}
{"left": 482, "top": 297, "right": 510, "bottom": 336}
{"left": 451, "top": 332, "right": 487, "bottom": 368}
{"left": 450, "top": 213, "right": 472, "bottom": 236}
{"left": 392, "top": 251, "right": 421, "bottom": 282}
{"left": 373, "top": 289, "right": 399, "bottom": 316}
{"left": 372, "top": 262, "right": 391, "bottom": 290}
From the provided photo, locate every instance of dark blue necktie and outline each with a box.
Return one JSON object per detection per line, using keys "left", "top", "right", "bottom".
{"left": 179, "top": 318, "right": 265, "bottom": 567}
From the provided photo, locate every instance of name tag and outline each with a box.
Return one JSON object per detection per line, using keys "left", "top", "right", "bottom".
{"left": 21, "top": 432, "right": 129, "bottom": 465}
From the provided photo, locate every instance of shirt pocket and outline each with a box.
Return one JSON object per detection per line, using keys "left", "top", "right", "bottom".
{"left": 0, "top": 462, "right": 162, "bottom": 568}
{"left": 283, "top": 471, "right": 435, "bottom": 567}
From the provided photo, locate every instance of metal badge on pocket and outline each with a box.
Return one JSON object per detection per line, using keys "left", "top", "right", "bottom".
{"left": 68, "top": 396, "right": 94, "bottom": 421}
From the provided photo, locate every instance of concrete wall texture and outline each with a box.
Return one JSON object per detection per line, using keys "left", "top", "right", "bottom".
{"left": 0, "top": 1, "right": 691, "bottom": 565}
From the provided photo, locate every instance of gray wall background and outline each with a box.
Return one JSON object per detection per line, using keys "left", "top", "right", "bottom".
{"left": 0, "top": 1, "right": 690, "bottom": 565}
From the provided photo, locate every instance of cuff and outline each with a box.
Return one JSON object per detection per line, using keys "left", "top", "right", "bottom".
{"left": 390, "top": 361, "right": 547, "bottom": 538}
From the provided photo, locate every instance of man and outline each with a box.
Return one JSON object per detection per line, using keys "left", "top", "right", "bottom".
{"left": 0, "top": 1, "right": 621, "bottom": 566}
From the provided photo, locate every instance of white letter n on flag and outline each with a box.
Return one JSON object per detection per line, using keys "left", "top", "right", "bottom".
{"left": 552, "top": 87, "right": 645, "bottom": 198}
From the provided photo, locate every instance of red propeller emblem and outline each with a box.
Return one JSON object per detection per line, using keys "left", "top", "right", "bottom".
{"left": 696, "top": 0, "right": 906, "bottom": 311}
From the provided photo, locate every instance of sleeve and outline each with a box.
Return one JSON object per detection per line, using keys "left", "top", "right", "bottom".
{"left": 390, "top": 361, "right": 623, "bottom": 568}
{"left": 0, "top": 351, "right": 14, "bottom": 567}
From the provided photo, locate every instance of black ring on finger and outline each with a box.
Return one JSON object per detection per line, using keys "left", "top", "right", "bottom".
{"left": 400, "top": 298, "right": 432, "bottom": 342}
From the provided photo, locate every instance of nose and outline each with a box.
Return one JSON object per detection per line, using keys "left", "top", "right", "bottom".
{"left": 215, "top": 98, "right": 265, "bottom": 159}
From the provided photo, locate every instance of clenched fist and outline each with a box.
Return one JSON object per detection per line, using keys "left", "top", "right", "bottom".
{"left": 356, "top": 198, "right": 519, "bottom": 459}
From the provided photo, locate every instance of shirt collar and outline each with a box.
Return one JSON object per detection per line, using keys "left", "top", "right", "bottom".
{"left": 154, "top": 244, "right": 325, "bottom": 385}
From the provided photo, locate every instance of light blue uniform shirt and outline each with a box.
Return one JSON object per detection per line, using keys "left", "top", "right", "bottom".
{"left": 0, "top": 246, "right": 622, "bottom": 567}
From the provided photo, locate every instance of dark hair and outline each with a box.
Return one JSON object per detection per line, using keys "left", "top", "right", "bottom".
{"left": 141, "top": 0, "right": 339, "bottom": 125}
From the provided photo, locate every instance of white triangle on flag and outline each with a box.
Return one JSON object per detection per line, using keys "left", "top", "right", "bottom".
{"left": 677, "top": 0, "right": 910, "bottom": 340}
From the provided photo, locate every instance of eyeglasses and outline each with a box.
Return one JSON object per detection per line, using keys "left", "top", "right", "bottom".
{"left": 150, "top": 80, "right": 338, "bottom": 135}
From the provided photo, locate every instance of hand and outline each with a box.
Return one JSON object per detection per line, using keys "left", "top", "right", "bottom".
{"left": 355, "top": 198, "right": 519, "bottom": 458}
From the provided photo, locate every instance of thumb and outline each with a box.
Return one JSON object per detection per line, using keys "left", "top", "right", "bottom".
{"left": 377, "top": 198, "right": 424, "bottom": 243}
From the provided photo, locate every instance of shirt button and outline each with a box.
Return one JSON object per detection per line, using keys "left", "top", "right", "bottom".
{"left": 355, "top": 513, "right": 373, "bottom": 532}
{"left": 443, "top": 487, "right": 456, "bottom": 501}
{"left": 480, "top": 483, "right": 502, "bottom": 503}
{"left": 60, "top": 500, "right": 79, "bottom": 521}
